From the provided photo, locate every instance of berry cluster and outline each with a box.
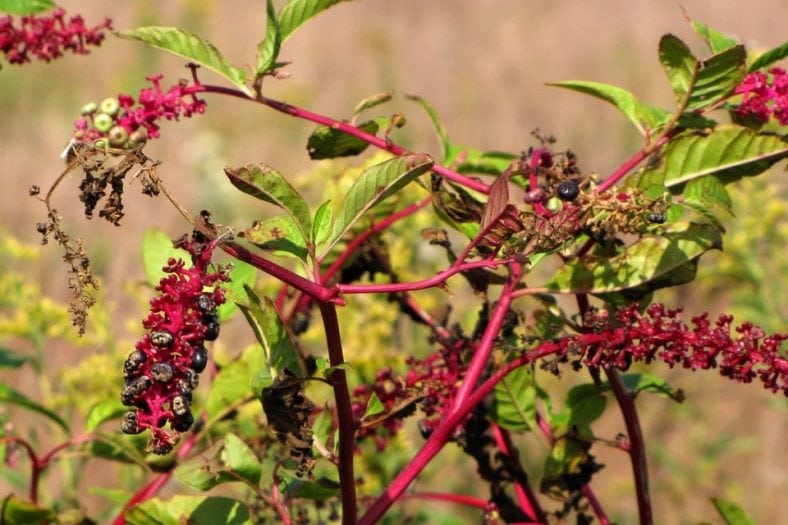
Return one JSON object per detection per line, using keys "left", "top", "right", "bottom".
{"left": 0, "top": 7, "right": 110, "bottom": 66}
{"left": 734, "top": 67, "right": 788, "bottom": 125}
{"left": 74, "top": 73, "right": 206, "bottom": 150}
{"left": 121, "top": 231, "right": 227, "bottom": 454}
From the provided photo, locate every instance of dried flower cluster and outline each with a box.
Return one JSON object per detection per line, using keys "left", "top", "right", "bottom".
{"left": 734, "top": 67, "right": 788, "bottom": 125}
{"left": 0, "top": 7, "right": 110, "bottom": 66}
{"left": 121, "top": 231, "right": 227, "bottom": 454}
{"left": 74, "top": 73, "right": 206, "bottom": 150}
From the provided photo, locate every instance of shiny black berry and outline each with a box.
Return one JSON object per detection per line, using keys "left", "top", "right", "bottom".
{"left": 556, "top": 180, "right": 580, "bottom": 201}
{"left": 121, "top": 411, "right": 142, "bottom": 434}
{"left": 123, "top": 350, "right": 147, "bottom": 378}
{"left": 172, "top": 412, "right": 195, "bottom": 432}
{"left": 122, "top": 375, "right": 152, "bottom": 405}
{"left": 195, "top": 294, "right": 216, "bottom": 316}
{"left": 184, "top": 369, "right": 200, "bottom": 389}
{"left": 190, "top": 345, "right": 208, "bottom": 373}
{"left": 171, "top": 394, "right": 190, "bottom": 417}
{"left": 151, "top": 441, "right": 173, "bottom": 455}
{"left": 151, "top": 362, "right": 175, "bottom": 383}
{"left": 176, "top": 380, "right": 193, "bottom": 401}
{"left": 203, "top": 317, "right": 220, "bottom": 341}
{"left": 647, "top": 212, "right": 666, "bottom": 224}
{"left": 150, "top": 330, "right": 174, "bottom": 348}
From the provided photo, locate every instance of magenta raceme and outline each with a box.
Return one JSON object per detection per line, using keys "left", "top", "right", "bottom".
{"left": 734, "top": 67, "right": 788, "bottom": 125}
{"left": 120, "top": 231, "right": 228, "bottom": 454}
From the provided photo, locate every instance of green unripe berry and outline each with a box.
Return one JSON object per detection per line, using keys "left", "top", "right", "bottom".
{"left": 80, "top": 102, "right": 97, "bottom": 116}
{"left": 93, "top": 113, "right": 113, "bottom": 133}
{"left": 108, "top": 126, "right": 129, "bottom": 147}
{"left": 546, "top": 196, "right": 563, "bottom": 214}
{"left": 127, "top": 129, "right": 148, "bottom": 148}
{"left": 93, "top": 137, "right": 109, "bottom": 149}
{"left": 99, "top": 97, "right": 120, "bottom": 116}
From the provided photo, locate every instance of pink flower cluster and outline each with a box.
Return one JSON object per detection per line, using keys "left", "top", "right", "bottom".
{"left": 734, "top": 67, "right": 788, "bottom": 125}
{"left": 0, "top": 7, "right": 110, "bottom": 65}
{"left": 74, "top": 74, "right": 206, "bottom": 149}
{"left": 121, "top": 231, "right": 227, "bottom": 454}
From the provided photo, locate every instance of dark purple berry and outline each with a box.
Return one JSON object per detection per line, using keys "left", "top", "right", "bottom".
{"left": 122, "top": 375, "right": 152, "bottom": 405}
{"left": 185, "top": 369, "right": 200, "bottom": 389}
{"left": 121, "top": 412, "right": 142, "bottom": 434}
{"left": 151, "top": 362, "right": 175, "bottom": 383}
{"left": 151, "top": 441, "right": 173, "bottom": 455}
{"left": 190, "top": 345, "right": 208, "bottom": 373}
{"left": 203, "top": 317, "right": 220, "bottom": 341}
{"left": 124, "top": 350, "right": 147, "bottom": 378}
{"left": 172, "top": 412, "right": 195, "bottom": 432}
{"left": 176, "top": 380, "right": 193, "bottom": 401}
{"left": 556, "top": 180, "right": 580, "bottom": 201}
{"left": 150, "top": 330, "right": 174, "bottom": 348}
{"left": 195, "top": 294, "right": 216, "bottom": 316}
{"left": 647, "top": 212, "right": 666, "bottom": 224}
{"left": 171, "top": 394, "right": 190, "bottom": 417}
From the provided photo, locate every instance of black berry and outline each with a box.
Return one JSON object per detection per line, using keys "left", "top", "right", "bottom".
{"left": 121, "top": 412, "right": 142, "bottom": 435}
{"left": 171, "top": 395, "right": 190, "bottom": 417}
{"left": 172, "top": 412, "right": 195, "bottom": 432}
{"left": 196, "top": 294, "right": 216, "bottom": 316}
{"left": 151, "top": 362, "right": 174, "bottom": 383}
{"left": 556, "top": 180, "right": 580, "bottom": 201}
{"left": 647, "top": 212, "right": 666, "bottom": 224}
{"left": 150, "top": 330, "right": 174, "bottom": 348}
{"left": 203, "top": 317, "right": 220, "bottom": 341}
{"left": 190, "top": 345, "right": 208, "bottom": 373}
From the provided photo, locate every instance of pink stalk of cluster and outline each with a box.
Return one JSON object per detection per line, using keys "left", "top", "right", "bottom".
{"left": 0, "top": 7, "right": 111, "bottom": 65}
{"left": 734, "top": 67, "right": 788, "bottom": 125}
{"left": 120, "top": 232, "right": 227, "bottom": 454}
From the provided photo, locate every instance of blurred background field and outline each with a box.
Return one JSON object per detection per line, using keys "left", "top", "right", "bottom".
{"left": 0, "top": 1, "right": 786, "bottom": 523}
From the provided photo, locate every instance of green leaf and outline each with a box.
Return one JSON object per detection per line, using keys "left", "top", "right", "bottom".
{"left": 450, "top": 147, "right": 518, "bottom": 177}
{"left": 0, "top": 495, "right": 55, "bottom": 525}
{"left": 363, "top": 392, "right": 385, "bottom": 418}
{"left": 90, "top": 432, "right": 148, "bottom": 467}
{"left": 691, "top": 20, "right": 739, "bottom": 54}
{"left": 117, "top": 27, "right": 251, "bottom": 96}
{"left": 141, "top": 228, "right": 189, "bottom": 287}
{"left": 0, "top": 0, "right": 53, "bottom": 15}
{"left": 711, "top": 497, "right": 757, "bottom": 525}
{"left": 406, "top": 95, "right": 451, "bottom": 160}
{"left": 86, "top": 399, "right": 127, "bottom": 431}
{"left": 224, "top": 163, "right": 312, "bottom": 242}
{"left": 327, "top": 154, "right": 433, "bottom": 252}
{"left": 312, "top": 200, "right": 333, "bottom": 246}
{"left": 615, "top": 373, "right": 685, "bottom": 402}
{"left": 687, "top": 45, "right": 746, "bottom": 111}
{"left": 545, "top": 222, "right": 722, "bottom": 294}
{"left": 242, "top": 214, "right": 308, "bottom": 261}
{"left": 0, "top": 383, "right": 68, "bottom": 431}
{"left": 217, "top": 260, "right": 257, "bottom": 321}
{"left": 306, "top": 121, "right": 379, "bottom": 159}
{"left": 0, "top": 347, "right": 31, "bottom": 369}
{"left": 549, "top": 80, "right": 668, "bottom": 134}
{"left": 659, "top": 34, "right": 698, "bottom": 103}
{"left": 256, "top": 0, "right": 350, "bottom": 76}
{"left": 205, "top": 345, "right": 261, "bottom": 419}
{"left": 175, "top": 442, "right": 234, "bottom": 491}
{"left": 255, "top": 0, "right": 282, "bottom": 76}
{"left": 220, "top": 434, "right": 262, "bottom": 486}
{"left": 682, "top": 175, "right": 733, "bottom": 229}
{"left": 126, "top": 495, "right": 251, "bottom": 525}
{"left": 749, "top": 41, "right": 788, "bottom": 72}
{"left": 281, "top": 475, "right": 341, "bottom": 501}
{"left": 565, "top": 384, "right": 607, "bottom": 428}
{"left": 491, "top": 364, "right": 536, "bottom": 431}
{"left": 353, "top": 92, "right": 393, "bottom": 118}
{"left": 240, "top": 285, "right": 302, "bottom": 377}
{"left": 636, "top": 125, "right": 788, "bottom": 188}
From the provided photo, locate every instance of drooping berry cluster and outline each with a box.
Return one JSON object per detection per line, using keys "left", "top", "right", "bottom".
{"left": 734, "top": 67, "right": 788, "bottom": 125}
{"left": 0, "top": 7, "right": 111, "bottom": 66}
{"left": 74, "top": 73, "right": 206, "bottom": 150}
{"left": 121, "top": 231, "right": 227, "bottom": 454}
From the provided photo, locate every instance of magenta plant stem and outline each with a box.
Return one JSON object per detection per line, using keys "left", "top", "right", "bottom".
{"left": 489, "top": 422, "right": 544, "bottom": 521}
{"left": 582, "top": 485, "right": 611, "bottom": 525}
{"left": 317, "top": 302, "right": 357, "bottom": 525}
{"left": 406, "top": 491, "right": 491, "bottom": 510}
{"left": 596, "top": 133, "right": 673, "bottom": 193}
{"left": 606, "top": 367, "right": 653, "bottom": 525}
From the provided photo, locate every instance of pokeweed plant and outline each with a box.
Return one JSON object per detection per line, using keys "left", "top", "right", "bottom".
{"left": 1, "top": 1, "right": 787, "bottom": 524}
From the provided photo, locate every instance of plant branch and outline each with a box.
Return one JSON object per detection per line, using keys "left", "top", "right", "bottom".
{"left": 489, "top": 422, "right": 544, "bottom": 522}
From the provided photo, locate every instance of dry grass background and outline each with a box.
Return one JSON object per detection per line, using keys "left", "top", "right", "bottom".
{"left": 0, "top": 1, "right": 786, "bottom": 523}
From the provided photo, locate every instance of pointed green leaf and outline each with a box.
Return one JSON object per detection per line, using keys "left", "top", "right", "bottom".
{"left": 327, "top": 154, "right": 433, "bottom": 252}
{"left": 0, "top": 383, "right": 68, "bottom": 431}
{"left": 659, "top": 34, "right": 698, "bottom": 103}
{"left": 282, "top": 476, "right": 341, "bottom": 501}
{"left": 544, "top": 222, "right": 722, "bottom": 293}
{"left": 217, "top": 260, "right": 257, "bottom": 321}
{"left": 566, "top": 384, "right": 607, "bottom": 428}
{"left": 241, "top": 285, "right": 302, "bottom": 377}
{"left": 681, "top": 175, "right": 733, "bottom": 229}
{"left": 691, "top": 20, "right": 738, "bottom": 54}
{"left": 312, "top": 200, "right": 333, "bottom": 246}
{"left": 549, "top": 80, "right": 668, "bottom": 134}
{"left": 126, "top": 495, "right": 251, "bottom": 525}
{"left": 452, "top": 148, "right": 519, "bottom": 177}
{"left": 224, "top": 163, "right": 312, "bottom": 241}
{"left": 175, "top": 443, "right": 235, "bottom": 491}
{"left": 306, "top": 120, "right": 379, "bottom": 159}
{"left": 0, "top": 347, "right": 31, "bottom": 369}
{"left": 637, "top": 125, "right": 788, "bottom": 188}
{"left": 687, "top": 45, "right": 746, "bottom": 111}
{"left": 142, "top": 228, "right": 189, "bottom": 287}
{"left": 0, "top": 0, "right": 54, "bottom": 15}
{"left": 353, "top": 92, "right": 392, "bottom": 118}
{"left": 256, "top": 0, "right": 282, "bottom": 75}
{"left": 256, "top": 0, "right": 350, "bottom": 76}
{"left": 205, "top": 347, "right": 260, "bottom": 419}
{"left": 749, "top": 41, "right": 788, "bottom": 72}
{"left": 407, "top": 95, "right": 451, "bottom": 159}
{"left": 711, "top": 498, "right": 757, "bottom": 525}
{"left": 117, "top": 27, "right": 251, "bottom": 96}
{"left": 90, "top": 432, "right": 148, "bottom": 467}
{"left": 86, "top": 399, "right": 127, "bottom": 431}
{"left": 221, "top": 434, "right": 262, "bottom": 486}
{"left": 491, "top": 364, "right": 536, "bottom": 431}
{"left": 363, "top": 392, "right": 385, "bottom": 418}
{"left": 0, "top": 495, "right": 55, "bottom": 525}
{"left": 613, "top": 373, "right": 684, "bottom": 402}
{"left": 242, "top": 214, "right": 308, "bottom": 261}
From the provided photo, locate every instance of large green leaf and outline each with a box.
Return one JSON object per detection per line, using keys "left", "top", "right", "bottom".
{"left": 256, "top": 0, "right": 350, "bottom": 76}
{"left": 117, "top": 27, "right": 251, "bottom": 96}
{"left": 217, "top": 260, "right": 257, "bottom": 321}
{"left": 636, "top": 125, "right": 788, "bottom": 188}
{"left": 490, "top": 364, "right": 536, "bottom": 431}
{"left": 126, "top": 495, "right": 251, "bottom": 525}
{"left": 241, "top": 214, "right": 308, "bottom": 261}
{"left": 239, "top": 285, "right": 301, "bottom": 377}
{"left": 450, "top": 147, "right": 518, "bottom": 177}
{"left": 687, "top": 45, "right": 746, "bottom": 111}
{"left": 682, "top": 175, "right": 733, "bottom": 230}
{"left": 85, "top": 399, "right": 127, "bottom": 431}
{"left": 89, "top": 432, "right": 148, "bottom": 467}
{"left": 0, "top": 0, "right": 53, "bottom": 15}
{"left": 175, "top": 442, "right": 234, "bottom": 491}
{"left": 225, "top": 164, "right": 312, "bottom": 243}
{"left": 141, "top": 228, "right": 189, "bottom": 287}
{"left": 306, "top": 120, "right": 379, "bottom": 159}
{"left": 691, "top": 20, "right": 739, "bottom": 54}
{"left": 549, "top": 80, "right": 669, "bottom": 134}
{"left": 256, "top": 0, "right": 282, "bottom": 75}
{"left": 0, "top": 495, "right": 55, "bottom": 525}
{"left": 220, "top": 433, "right": 262, "bottom": 486}
{"left": 659, "top": 34, "right": 698, "bottom": 103}
{"left": 748, "top": 41, "right": 788, "bottom": 72}
{"left": 544, "top": 222, "right": 722, "bottom": 293}
{"left": 0, "top": 383, "right": 68, "bottom": 431}
{"left": 711, "top": 498, "right": 757, "bottom": 525}
{"left": 326, "top": 154, "right": 433, "bottom": 253}
{"left": 565, "top": 384, "right": 607, "bottom": 428}
{"left": 406, "top": 95, "right": 451, "bottom": 160}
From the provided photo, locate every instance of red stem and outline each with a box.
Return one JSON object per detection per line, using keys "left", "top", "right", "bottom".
{"left": 406, "top": 491, "right": 491, "bottom": 510}
{"left": 318, "top": 302, "right": 357, "bottom": 525}
{"left": 489, "top": 422, "right": 544, "bottom": 522}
